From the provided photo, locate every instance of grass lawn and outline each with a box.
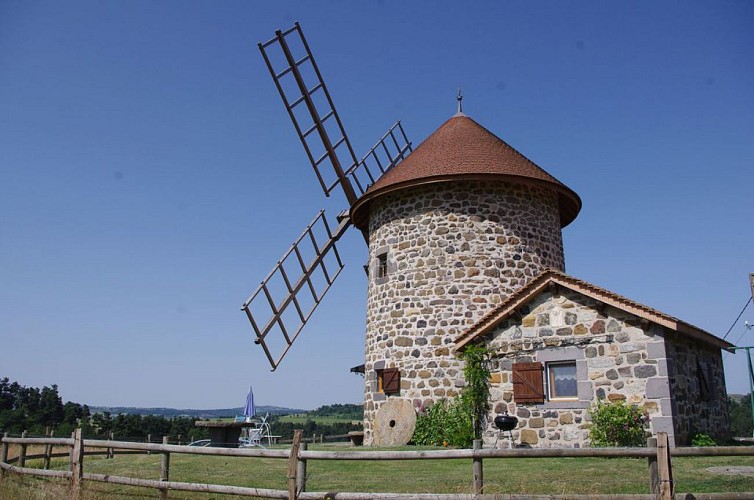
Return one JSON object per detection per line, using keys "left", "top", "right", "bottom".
{"left": 2, "top": 444, "right": 754, "bottom": 499}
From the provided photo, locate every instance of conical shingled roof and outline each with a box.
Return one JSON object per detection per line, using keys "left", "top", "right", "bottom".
{"left": 350, "top": 114, "right": 581, "bottom": 229}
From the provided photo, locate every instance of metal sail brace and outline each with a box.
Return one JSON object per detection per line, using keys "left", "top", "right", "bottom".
{"left": 241, "top": 211, "right": 348, "bottom": 371}
{"left": 259, "top": 23, "right": 360, "bottom": 206}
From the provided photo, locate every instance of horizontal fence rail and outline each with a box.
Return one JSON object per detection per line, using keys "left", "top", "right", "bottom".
{"left": 82, "top": 473, "right": 291, "bottom": 499}
{"left": 84, "top": 439, "right": 289, "bottom": 458}
{"left": 298, "top": 446, "right": 656, "bottom": 460}
{"left": 2, "top": 430, "right": 753, "bottom": 499}
{"left": 1, "top": 436, "right": 74, "bottom": 446}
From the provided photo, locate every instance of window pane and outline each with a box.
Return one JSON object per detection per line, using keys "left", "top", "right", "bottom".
{"left": 377, "top": 253, "right": 388, "bottom": 278}
{"left": 550, "top": 363, "right": 577, "bottom": 398}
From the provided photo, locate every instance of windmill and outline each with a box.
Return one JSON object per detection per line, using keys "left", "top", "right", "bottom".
{"left": 242, "top": 23, "right": 412, "bottom": 371}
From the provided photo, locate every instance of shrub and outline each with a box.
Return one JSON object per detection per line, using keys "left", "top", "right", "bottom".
{"left": 412, "top": 398, "right": 473, "bottom": 447}
{"left": 691, "top": 432, "right": 716, "bottom": 447}
{"left": 588, "top": 400, "right": 648, "bottom": 447}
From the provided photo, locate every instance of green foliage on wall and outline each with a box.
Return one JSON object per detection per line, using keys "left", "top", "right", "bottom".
{"left": 459, "top": 344, "right": 492, "bottom": 440}
{"left": 412, "top": 344, "right": 491, "bottom": 447}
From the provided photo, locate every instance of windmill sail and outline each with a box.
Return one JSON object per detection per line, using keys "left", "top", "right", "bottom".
{"left": 346, "top": 121, "right": 412, "bottom": 196}
{"left": 242, "top": 210, "right": 348, "bottom": 370}
{"left": 245, "top": 23, "right": 413, "bottom": 370}
{"left": 259, "top": 23, "right": 360, "bottom": 206}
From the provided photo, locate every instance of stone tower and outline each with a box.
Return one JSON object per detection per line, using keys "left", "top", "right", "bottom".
{"left": 350, "top": 112, "right": 581, "bottom": 445}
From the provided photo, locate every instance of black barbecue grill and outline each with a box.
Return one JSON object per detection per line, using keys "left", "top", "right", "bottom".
{"left": 493, "top": 412, "right": 518, "bottom": 448}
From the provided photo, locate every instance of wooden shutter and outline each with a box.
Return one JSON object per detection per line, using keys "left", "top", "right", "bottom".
{"left": 512, "top": 362, "right": 545, "bottom": 404}
{"left": 382, "top": 368, "right": 400, "bottom": 394}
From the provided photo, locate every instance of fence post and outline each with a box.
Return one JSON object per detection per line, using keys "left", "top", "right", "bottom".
{"left": 1, "top": 432, "right": 8, "bottom": 480}
{"left": 160, "top": 436, "right": 170, "bottom": 500}
{"left": 43, "top": 427, "right": 50, "bottom": 469}
{"left": 472, "top": 439, "right": 483, "bottom": 494}
{"left": 69, "top": 428, "right": 84, "bottom": 499}
{"left": 296, "top": 441, "right": 308, "bottom": 494}
{"left": 108, "top": 432, "right": 114, "bottom": 459}
{"left": 657, "top": 432, "right": 673, "bottom": 500}
{"left": 44, "top": 428, "right": 54, "bottom": 470}
{"left": 19, "top": 430, "right": 27, "bottom": 468}
{"left": 647, "top": 436, "right": 658, "bottom": 495}
{"left": 288, "top": 430, "right": 303, "bottom": 500}
{"left": 147, "top": 434, "right": 152, "bottom": 455}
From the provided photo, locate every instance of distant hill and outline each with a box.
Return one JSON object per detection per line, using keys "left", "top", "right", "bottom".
{"left": 308, "top": 403, "right": 363, "bottom": 420}
{"left": 89, "top": 405, "right": 306, "bottom": 418}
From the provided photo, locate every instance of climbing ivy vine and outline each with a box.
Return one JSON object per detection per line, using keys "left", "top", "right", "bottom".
{"left": 412, "top": 343, "right": 491, "bottom": 447}
{"left": 459, "top": 343, "right": 492, "bottom": 440}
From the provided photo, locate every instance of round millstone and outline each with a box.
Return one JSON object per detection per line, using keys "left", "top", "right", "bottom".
{"left": 373, "top": 399, "right": 417, "bottom": 446}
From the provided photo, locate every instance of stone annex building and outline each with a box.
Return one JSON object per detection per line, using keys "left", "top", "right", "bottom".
{"left": 349, "top": 110, "right": 733, "bottom": 448}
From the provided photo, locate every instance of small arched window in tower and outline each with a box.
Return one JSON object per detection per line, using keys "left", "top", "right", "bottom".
{"left": 376, "top": 252, "right": 388, "bottom": 279}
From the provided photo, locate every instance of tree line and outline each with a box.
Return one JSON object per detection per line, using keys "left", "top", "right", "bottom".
{"left": 730, "top": 394, "right": 753, "bottom": 438}
{"left": 0, "top": 377, "right": 91, "bottom": 437}
{"left": 0, "top": 377, "right": 361, "bottom": 442}
{"left": 0, "top": 378, "right": 208, "bottom": 441}
{"left": 307, "top": 403, "right": 363, "bottom": 419}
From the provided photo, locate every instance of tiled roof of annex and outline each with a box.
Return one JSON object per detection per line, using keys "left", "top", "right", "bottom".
{"left": 453, "top": 269, "right": 735, "bottom": 352}
{"left": 350, "top": 113, "right": 581, "bottom": 229}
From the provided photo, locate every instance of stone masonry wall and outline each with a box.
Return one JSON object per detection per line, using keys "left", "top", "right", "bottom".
{"left": 362, "top": 180, "right": 565, "bottom": 445}
{"left": 664, "top": 333, "right": 730, "bottom": 444}
{"left": 482, "top": 289, "right": 672, "bottom": 448}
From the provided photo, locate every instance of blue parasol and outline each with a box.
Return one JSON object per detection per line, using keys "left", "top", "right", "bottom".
{"left": 242, "top": 386, "right": 255, "bottom": 418}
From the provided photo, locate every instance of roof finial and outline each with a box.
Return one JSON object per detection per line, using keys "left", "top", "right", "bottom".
{"left": 454, "top": 86, "right": 466, "bottom": 117}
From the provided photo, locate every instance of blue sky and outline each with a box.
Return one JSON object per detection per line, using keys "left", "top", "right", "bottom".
{"left": 1, "top": 1, "right": 752, "bottom": 410}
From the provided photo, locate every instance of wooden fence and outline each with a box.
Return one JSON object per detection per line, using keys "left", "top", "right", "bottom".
{"left": 1, "top": 429, "right": 753, "bottom": 499}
